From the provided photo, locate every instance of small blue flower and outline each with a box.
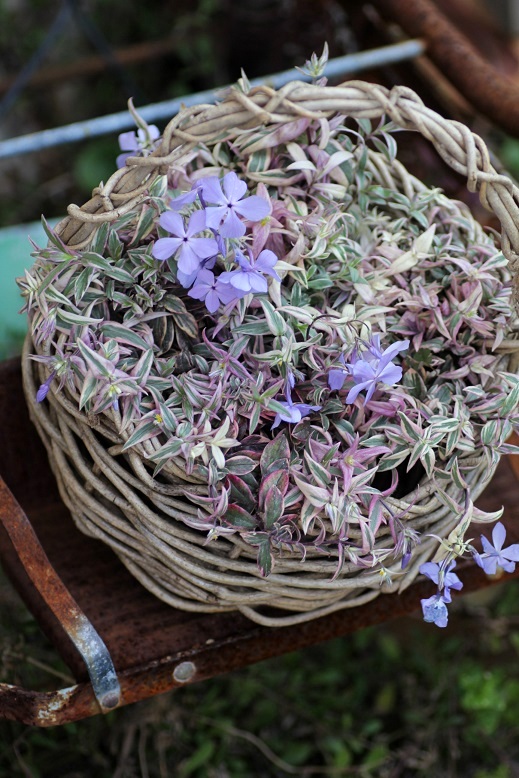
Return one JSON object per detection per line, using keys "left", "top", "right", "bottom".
{"left": 345, "top": 337, "right": 409, "bottom": 404}
{"left": 421, "top": 594, "right": 449, "bottom": 628}
{"left": 219, "top": 249, "right": 280, "bottom": 295}
{"left": 153, "top": 210, "right": 218, "bottom": 277}
{"left": 116, "top": 125, "right": 159, "bottom": 168}
{"left": 271, "top": 399, "right": 321, "bottom": 430}
{"left": 36, "top": 371, "right": 56, "bottom": 402}
{"left": 328, "top": 336, "right": 409, "bottom": 403}
{"left": 188, "top": 269, "right": 243, "bottom": 314}
{"left": 419, "top": 560, "right": 463, "bottom": 603}
{"left": 200, "top": 172, "right": 270, "bottom": 238}
{"left": 473, "top": 522, "right": 519, "bottom": 575}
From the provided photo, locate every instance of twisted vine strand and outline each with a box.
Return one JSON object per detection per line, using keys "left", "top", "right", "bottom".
{"left": 56, "top": 81, "right": 519, "bottom": 276}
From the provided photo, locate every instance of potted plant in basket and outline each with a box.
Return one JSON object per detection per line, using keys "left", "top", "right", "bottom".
{"left": 19, "top": 53, "right": 519, "bottom": 628}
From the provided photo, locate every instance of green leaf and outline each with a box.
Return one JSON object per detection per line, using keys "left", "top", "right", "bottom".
{"left": 262, "top": 485, "right": 284, "bottom": 528}
{"left": 376, "top": 448, "right": 410, "bottom": 472}
{"left": 304, "top": 451, "right": 331, "bottom": 488}
{"left": 234, "top": 320, "right": 272, "bottom": 336}
{"left": 149, "top": 438, "right": 183, "bottom": 461}
{"left": 91, "top": 222, "right": 109, "bottom": 255}
{"left": 227, "top": 474, "right": 256, "bottom": 511}
{"left": 77, "top": 340, "right": 114, "bottom": 378}
{"left": 260, "top": 433, "right": 290, "bottom": 474}
{"left": 57, "top": 309, "right": 103, "bottom": 326}
{"left": 293, "top": 475, "right": 329, "bottom": 507}
{"left": 82, "top": 252, "right": 134, "bottom": 284}
{"left": 122, "top": 420, "right": 159, "bottom": 450}
{"left": 74, "top": 267, "right": 97, "bottom": 303}
{"left": 244, "top": 533, "right": 274, "bottom": 577}
{"left": 481, "top": 420, "right": 498, "bottom": 446}
{"left": 500, "top": 383, "right": 519, "bottom": 416}
{"left": 99, "top": 322, "right": 150, "bottom": 351}
{"left": 260, "top": 298, "right": 286, "bottom": 336}
{"left": 78, "top": 372, "right": 98, "bottom": 410}
{"left": 223, "top": 504, "right": 257, "bottom": 530}
{"left": 133, "top": 348, "right": 154, "bottom": 385}
{"left": 131, "top": 206, "right": 157, "bottom": 245}
{"left": 224, "top": 456, "right": 258, "bottom": 475}
{"left": 259, "top": 470, "right": 289, "bottom": 509}
{"left": 108, "top": 228, "right": 124, "bottom": 261}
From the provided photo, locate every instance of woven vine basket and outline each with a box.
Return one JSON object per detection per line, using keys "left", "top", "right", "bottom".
{"left": 21, "top": 78, "right": 519, "bottom": 627}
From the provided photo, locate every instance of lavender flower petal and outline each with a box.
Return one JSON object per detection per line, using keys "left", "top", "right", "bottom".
{"left": 153, "top": 237, "right": 183, "bottom": 261}
{"left": 222, "top": 171, "right": 248, "bottom": 201}
{"left": 219, "top": 209, "right": 246, "bottom": 238}
{"left": 328, "top": 368, "right": 348, "bottom": 391}
{"left": 234, "top": 196, "right": 271, "bottom": 223}
{"left": 421, "top": 594, "right": 449, "bottom": 628}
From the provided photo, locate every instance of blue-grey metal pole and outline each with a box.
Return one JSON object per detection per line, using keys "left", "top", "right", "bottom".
{"left": 0, "top": 39, "right": 425, "bottom": 160}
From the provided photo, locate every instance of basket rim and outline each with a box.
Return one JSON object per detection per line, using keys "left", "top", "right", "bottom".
{"left": 55, "top": 79, "right": 519, "bottom": 291}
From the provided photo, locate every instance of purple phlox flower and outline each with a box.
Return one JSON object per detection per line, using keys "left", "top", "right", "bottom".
{"left": 168, "top": 180, "right": 206, "bottom": 211}
{"left": 177, "top": 254, "right": 216, "bottom": 289}
{"left": 200, "top": 171, "right": 270, "bottom": 238}
{"left": 271, "top": 395, "right": 321, "bottom": 430}
{"left": 285, "top": 370, "right": 296, "bottom": 395}
{"left": 153, "top": 210, "right": 218, "bottom": 278}
{"left": 219, "top": 249, "right": 280, "bottom": 295}
{"left": 36, "top": 371, "right": 56, "bottom": 402}
{"left": 188, "top": 268, "right": 242, "bottom": 314}
{"left": 328, "top": 353, "right": 349, "bottom": 391}
{"left": 473, "top": 522, "right": 519, "bottom": 575}
{"left": 419, "top": 560, "right": 463, "bottom": 603}
{"left": 421, "top": 594, "right": 449, "bottom": 628}
{"left": 345, "top": 337, "right": 410, "bottom": 404}
{"left": 116, "top": 125, "right": 159, "bottom": 168}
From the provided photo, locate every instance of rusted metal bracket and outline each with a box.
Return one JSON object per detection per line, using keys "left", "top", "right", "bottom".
{"left": 371, "top": 0, "right": 519, "bottom": 136}
{"left": 0, "top": 476, "right": 121, "bottom": 714}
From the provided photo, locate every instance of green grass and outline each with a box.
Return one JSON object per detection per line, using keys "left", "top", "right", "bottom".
{"left": 2, "top": 567, "right": 519, "bottom": 777}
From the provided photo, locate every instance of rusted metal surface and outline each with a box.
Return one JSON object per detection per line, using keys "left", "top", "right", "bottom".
{"left": 0, "top": 476, "right": 121, "bottom": 714}
{"left": 1, "top": 356, "right": 519, "bottom": 726}
{"left": 371, "top": 0, "right": 519, "bottom": 136}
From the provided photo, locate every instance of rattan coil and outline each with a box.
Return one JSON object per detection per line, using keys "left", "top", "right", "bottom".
{"left": 23, "top": 79, "right": 519, "bottom": 626}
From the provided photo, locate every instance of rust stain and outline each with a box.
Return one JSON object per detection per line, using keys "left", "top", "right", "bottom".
{"left": 0, "top": 477, "right": 121, "bottom": 714}
{"left": 35, "top": 686, "right": 79, "bottom": 726}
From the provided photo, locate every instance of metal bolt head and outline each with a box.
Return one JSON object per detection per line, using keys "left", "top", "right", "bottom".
{"left": 173, "top": 661, "right": 196, "bottom": 683}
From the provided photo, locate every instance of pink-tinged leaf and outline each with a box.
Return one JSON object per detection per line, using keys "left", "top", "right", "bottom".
{"left": 243, "top": 532, "right": 273, "bottom": 576}
{"left": 226, "top": 473, "right": 256, "bottom": 511}
{"left": 294, "top": 476, "right": 329, "bottom": 508}
{"left": 225, "top": 456, "right": 258, "bottom": 475}
{"left": 260, "top": 433, "right": 290, "bottom": 474}
{"left": 263, "top": 485, "right": 284, "bottom": 528}
{"left": 222, "top": 504, "right": 257, "bottom": 530}
{"left": 300, "top": 499, "right": 322, "bottom": 535}
{"left": 259, "top": 469, "right": 290, "bottom": 509}
{"left": 303, "top": 451, "right": 331, "bottom": 488}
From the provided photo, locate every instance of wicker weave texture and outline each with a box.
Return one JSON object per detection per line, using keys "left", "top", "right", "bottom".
{"left": 23, "top": 79, "right": 519, "bottom": 626}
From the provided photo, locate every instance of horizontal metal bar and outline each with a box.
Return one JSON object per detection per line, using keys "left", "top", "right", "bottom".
{"left": 0, "top": 39, "right": 425, "bottom": 160}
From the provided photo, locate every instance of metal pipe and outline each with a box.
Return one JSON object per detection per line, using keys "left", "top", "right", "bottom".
{"left": 0, "top": 40, "right": 425, "bottom": 160}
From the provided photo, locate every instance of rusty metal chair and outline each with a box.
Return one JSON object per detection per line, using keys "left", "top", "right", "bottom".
{"left": 2, "top": 0, "right": 519, "bottom": 726}
{"left": 1, "top": 356, "right": 518, "bottom": 726}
